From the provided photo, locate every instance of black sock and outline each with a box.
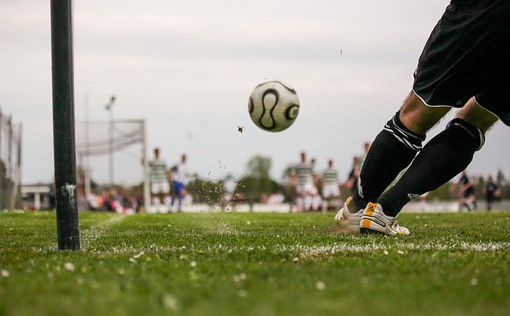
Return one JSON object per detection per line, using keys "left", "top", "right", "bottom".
{"left": 378, "top": 118, "right": 484, "bottom": 216}
{"left": 355, "top": 111, "right": 425, "bottom": 210}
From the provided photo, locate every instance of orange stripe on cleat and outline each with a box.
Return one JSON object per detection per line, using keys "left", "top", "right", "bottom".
{"left": 366, "top": 203, "right": 377, "bottom": 216}
{"left": 361, "top": 219, "right": 371, "bottom": 228}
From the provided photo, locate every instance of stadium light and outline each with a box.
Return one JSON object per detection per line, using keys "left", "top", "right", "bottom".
{"left": 51, "top": 0, "right": 80, "bottom": 250}
{"left": 105, "top": 95, "right": 116, "bottom": 186}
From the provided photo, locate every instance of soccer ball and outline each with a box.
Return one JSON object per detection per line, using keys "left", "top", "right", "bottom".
{"left": 248, "top": 81, "right": 300, "bottom": 132}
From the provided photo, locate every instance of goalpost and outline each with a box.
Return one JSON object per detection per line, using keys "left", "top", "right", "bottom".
{"left": 51, "top": 0, "right": 80, "bottom": 250}
{"left": 51, "top": 0, "right": 152, "bottom": 250}
{"left": 0, "top": 108, "right": 22, "bottom": 210}
{"left": 75, "top": 119, "right": 150, "bottom": 211}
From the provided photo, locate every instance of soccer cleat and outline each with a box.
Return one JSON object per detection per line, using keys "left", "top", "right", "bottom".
{"left": 334, "top": 197, "right": 363, "bottom": 233}
{"left": 359, "top": 202, "right": 410, "bottom": 236}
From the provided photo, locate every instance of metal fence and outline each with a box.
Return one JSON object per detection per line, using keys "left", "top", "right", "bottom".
{"left": 0, "top": 107, "right": 22, "bottom": 209}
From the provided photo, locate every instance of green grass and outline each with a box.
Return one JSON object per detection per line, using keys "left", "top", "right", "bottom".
{"left": 1, "top": 211, "right": 509, "bottom": 316}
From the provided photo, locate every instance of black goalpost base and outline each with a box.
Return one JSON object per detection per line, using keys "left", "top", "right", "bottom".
{"left": 51, "top": 0, "right": 80, "bottom": 250}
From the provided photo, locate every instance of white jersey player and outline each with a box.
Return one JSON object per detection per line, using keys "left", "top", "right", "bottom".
{"left": 322, "top": 159, "right": 341, "bottom": 210}
{"left": 148, "top": 147, "right": 169, "bottom": 211}
{"left": 170, "top": 154, "right": 189, "bottom": 212}
{"left": 291, "top": 152, "right": 316, "bottom": 211}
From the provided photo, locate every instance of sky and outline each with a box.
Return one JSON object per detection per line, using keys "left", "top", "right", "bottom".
{"left": 1, "top": 0, "right": 508, "bottom": 185}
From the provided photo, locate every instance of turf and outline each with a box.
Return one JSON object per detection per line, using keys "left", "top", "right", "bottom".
{"left": 0, "top": 211, "right": 509, "bottom": 316}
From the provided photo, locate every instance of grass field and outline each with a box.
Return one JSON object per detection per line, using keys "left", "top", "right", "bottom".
{"left": 1, "top": 211, "right": 509, "bottom": 316}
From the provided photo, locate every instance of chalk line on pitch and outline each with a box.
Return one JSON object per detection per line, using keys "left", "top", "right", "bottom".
{"left": 80, "top": 214, "right": 128, "bottom": 250}
{"left": 80, "top": 240, "right": 510, "bottom": 255}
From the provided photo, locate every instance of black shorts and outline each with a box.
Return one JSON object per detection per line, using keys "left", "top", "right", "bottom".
{"left": 413, "top": 0, "right": 510, "bottom": 125}
{"left": 463, "top": 188, "right": 475, "bottom": 198}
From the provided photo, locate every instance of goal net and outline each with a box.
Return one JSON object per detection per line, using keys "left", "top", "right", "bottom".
{"left": 0, "top": 109, "right": 22, "bottom": 209}
{"left": 75, "top": 119, "right": 149, "bottom": 211}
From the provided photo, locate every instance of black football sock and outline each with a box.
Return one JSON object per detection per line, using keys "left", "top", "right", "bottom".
{"left": 354, "top": 111, "right": 425, "bottom": 210}
{"left": 378, "top": 118, "right": 485, "bottom": 216}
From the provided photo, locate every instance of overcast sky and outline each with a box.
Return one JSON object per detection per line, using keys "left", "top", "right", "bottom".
{"left": 1, "top": 0, "right": 508, "bottom": 185}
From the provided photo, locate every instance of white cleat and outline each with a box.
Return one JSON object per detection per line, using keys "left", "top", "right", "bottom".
{"left": 359, "top": 202, "right": 410, "bottom": 236}
{"left": 334, "top": 197, "right": 363, "bottom": 233}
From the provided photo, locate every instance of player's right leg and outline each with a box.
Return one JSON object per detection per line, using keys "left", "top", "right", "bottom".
{"left": 336, "top": 92, "right": 448, "bottom": 232}
{"left": 365, "top": 98, "right": 499, "bottom": 235}
{"left": 356, "top": 91, "right": 449, "bottom": 208}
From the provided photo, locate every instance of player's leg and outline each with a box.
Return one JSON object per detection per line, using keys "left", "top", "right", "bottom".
{"left": 359, "top": 1, "right": 508, "bottom": 234}
{"left": 169, "top": 181, "right": 177, "bottom": 212}
{"left": 176, "top": 193, "right": 182, "bottom": 212}
{"left": 304, "top": 185, "right": 314, "bottom": 211}
{"left": 336, "top": 93, "right": 447, "bottom": 232}
{"left": 356, "top": 91, "right": 449, "bottom": 208}
{"left": 332, "top": 186, "right": 341, "bottom": 211}
{"left": 160, "top": 182, "right": 170, "bottom": 213}
{"left": 176, "top": 183, "right": 184, "bottom": 212}
{"left": 295, "top": 186, "right": 305, "bottom": 212}
{"left": 298, "top": 195, "right": 304, "bottom": 212}
{"left": 150, "top": 183, "right": 158, "bottom": 211}
{"left": 160, "top": 192, "right": 167, "bottom": 213}
{"left": 323, "top": 185, "right": 337, "bottom": 211}
{"left": 321, "top": 189, "right": 329, "bottom": 212}
{"left": 311, "top": 186, "right": 321, "bottom": 211}
{"left": 365, "top": 98, "right": 498, "bottom": 234}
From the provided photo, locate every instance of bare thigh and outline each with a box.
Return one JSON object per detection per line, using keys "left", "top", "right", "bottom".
{"left": 456, "top": 97, "right": 499, "bottom": 133}
{"left": 398, "top": 91, "right": 451, "bottom": 135}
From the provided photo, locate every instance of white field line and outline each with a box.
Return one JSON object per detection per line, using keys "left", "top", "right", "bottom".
{"left": 83, "top": 241, "right": 510, "bottom": 256}
{"left": 80, "top": 215, "right": 128, "bottom": 250}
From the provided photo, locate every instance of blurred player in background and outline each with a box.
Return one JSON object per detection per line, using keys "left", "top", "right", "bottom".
{"left": 148, "top": 147, "right": 169, "bottom": 212}
{"left": 169, "top": 154, "right": 189, "bottom": 212}
{"left": 344, "top": 156, "right": 361, "bottom": 206}
{"left": 322, "top": 159, "right": 341, "bottom": 211}
{"left": 337, "top": 1, "right": 510, "bottom": 235}
{"left": 358, "top": 142, "right": 371, "bottom": 169}
{"left": 458, "top": 170, "right": 477, "bottom": 211}
{"left": 352, "top": 142, "right": 371, "bottom": 210}
{"left": 341, "top": 142, "right": 371, "bottom": 213}
{"left": 485, "top": 175, "right": 500, "bottom": 211}
{"left": 290, "top": 152, "right": 315, "bottom": 211}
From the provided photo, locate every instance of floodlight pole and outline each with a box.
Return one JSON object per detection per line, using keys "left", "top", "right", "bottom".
{"left": 105, "top": 96, "right": 116, "bottom": 186}
{"left": 0, "top": 107, "right": 2, "bottom": 161}
{"left": 51, "top": 0, "right": 80, "bottom": 250}
{"left": 142, "top": 120, "right": 150, "bottom": 212}
{"left": 84, "top": 93, "right": 91, "bottom": 198}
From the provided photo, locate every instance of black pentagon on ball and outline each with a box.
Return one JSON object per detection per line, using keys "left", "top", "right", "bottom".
{"left": 259, "top": 89, "right": 279, "bottom": 130}
{"left": 285, "top": 104, "right": 299, "bottom": 120}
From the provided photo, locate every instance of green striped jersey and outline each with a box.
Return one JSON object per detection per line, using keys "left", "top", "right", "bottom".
{"left": 149, "top": 159, "right": 167, "bottom": 182}
{"left": 323, "top": 168, "right": 339, "bottom": 185}
{"left": 294, "top": 163, "right": 313, "bottom": 186}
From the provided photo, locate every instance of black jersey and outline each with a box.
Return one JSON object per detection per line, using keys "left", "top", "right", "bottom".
{"left": 486, "top": 182, "right": 499, "bottom": 200}
{"left": 459, "top": 174, "right": 475, "bottom": 197}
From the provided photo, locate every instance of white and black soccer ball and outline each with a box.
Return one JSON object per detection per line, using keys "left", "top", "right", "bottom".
{"left": 248, "top": 81, "right": 300, "bottom": 132}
